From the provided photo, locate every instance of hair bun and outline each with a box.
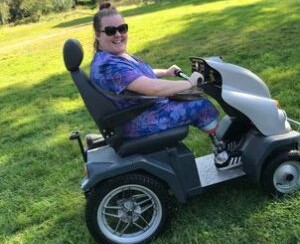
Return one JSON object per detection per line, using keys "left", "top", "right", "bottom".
{"left": 99, "top": 2, "right": 111, "bottom": 10}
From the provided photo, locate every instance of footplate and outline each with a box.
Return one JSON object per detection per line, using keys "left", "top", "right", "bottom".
{"left": 196, "top": 154, "right": 245, "bottom": 187}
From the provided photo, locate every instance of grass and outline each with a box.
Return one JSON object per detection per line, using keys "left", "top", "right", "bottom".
{"left": 0, "top": 0, "right": 300, "bottom": 243}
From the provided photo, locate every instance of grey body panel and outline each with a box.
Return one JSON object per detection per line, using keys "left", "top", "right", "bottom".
{"left": 82, "top": 144, "right": 198, "bottom": 203}
{"left": 241, "top": 130, "right": 300, "bottom": 182}
{"left": 82, "top": 130, "right": 299, "bottom": 202}
{"left": 83, "top": 144, "right": 246, "bottom": 202}
{"left": 213, "top": 115, "right": 300, "bottom": 182}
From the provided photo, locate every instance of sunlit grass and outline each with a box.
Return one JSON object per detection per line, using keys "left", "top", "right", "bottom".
{"left": 0, "top": 0, "right": 300, "bottom": 243}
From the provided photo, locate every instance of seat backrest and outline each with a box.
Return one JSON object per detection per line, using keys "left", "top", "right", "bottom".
{"left": 63, "top": 38, "right": 122, "bottom": 145}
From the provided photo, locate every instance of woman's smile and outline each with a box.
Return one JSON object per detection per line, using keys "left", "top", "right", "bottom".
{"left": 98, "top": 15, "right": 128, "bottom": 55}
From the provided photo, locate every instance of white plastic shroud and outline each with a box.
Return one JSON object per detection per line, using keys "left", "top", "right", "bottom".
{"left": 205, "top": 57, "right": 291, "bottom": 136}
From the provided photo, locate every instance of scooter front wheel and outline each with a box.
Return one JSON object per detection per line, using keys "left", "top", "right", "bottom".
{"left": 262, "top": 150, "right": 300, "bottom": 197}
{"left": 85, "top": 173, "right": 171, "bottom": 244}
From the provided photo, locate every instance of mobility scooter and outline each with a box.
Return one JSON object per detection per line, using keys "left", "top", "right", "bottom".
{"left": 63, "top": 39, "right": 300, "bottom": 244}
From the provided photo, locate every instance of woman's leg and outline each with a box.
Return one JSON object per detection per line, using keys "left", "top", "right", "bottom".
{"left": 122, "top": 98, "right": 219, "bottom": 138}
{"left": 123, "top": 98, "right": 242, "bottom": 170}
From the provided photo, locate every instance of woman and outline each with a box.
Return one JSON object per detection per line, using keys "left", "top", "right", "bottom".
{"left": 90, "top": 2, "right": 239, "bottom": 170}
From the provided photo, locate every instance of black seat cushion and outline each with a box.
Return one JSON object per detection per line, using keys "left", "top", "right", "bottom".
{"left": 117, "top": 126, "right": 189, "bottom": 156}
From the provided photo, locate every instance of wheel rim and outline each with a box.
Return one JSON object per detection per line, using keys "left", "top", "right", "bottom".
{"left": 273, "top": 161, "right": 300, "bottom": 193}
{"left": 97, "top": 184, "right": 162, "bottom": 244}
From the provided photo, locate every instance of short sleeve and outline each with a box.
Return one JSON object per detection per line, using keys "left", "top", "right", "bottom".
{"left": 98, "top": 56, "right": 144, "bottom": 94}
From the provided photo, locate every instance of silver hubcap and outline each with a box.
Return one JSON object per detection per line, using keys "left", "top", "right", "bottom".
{"left": 97, "top": 184, "right": 162, "bottom": 244}
{"left": 273, "top": 161, "right": 300, "bottom": 193}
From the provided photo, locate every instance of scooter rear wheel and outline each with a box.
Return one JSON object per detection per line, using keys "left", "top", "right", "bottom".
{"left": 262, "top": 150, "right": 300, "bottom": 197}
{"left": 85, "top": 173, "right": 171, "bottom": 244}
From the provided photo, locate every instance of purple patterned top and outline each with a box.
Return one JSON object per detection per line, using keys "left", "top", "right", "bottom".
{"left": 90, "top": 51, "right": 219, "bottom": 138}
{"left": 90, "top": 51, "right": 167, "bottom": 109}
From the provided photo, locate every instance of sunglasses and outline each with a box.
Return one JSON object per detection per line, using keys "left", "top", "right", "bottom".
{"left": 101, "top": 24, "right": 128, "bottom": 36}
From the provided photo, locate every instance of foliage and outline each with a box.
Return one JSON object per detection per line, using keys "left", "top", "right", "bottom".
{"left": 91, "top": 0, "right": 161, "bottom": 7}
{"left": 0, "top": 0, "right": 300, "bottom": 243}
{"left": 0, "top": 0, "right": 9, "bottom": 24}
{"left": 0, "top": 0, "right": 162, "bottom": 25}
{"left": 0, "top": 0, "right": 75, "bottom": 24}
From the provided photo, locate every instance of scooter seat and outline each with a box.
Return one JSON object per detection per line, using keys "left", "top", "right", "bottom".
{"left": 117, "top": 126, "right": 189, "bottom": 156}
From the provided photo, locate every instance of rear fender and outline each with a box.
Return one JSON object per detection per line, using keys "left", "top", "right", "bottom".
{"left": 82, "top": 148, "right": 188, "bottom": 203}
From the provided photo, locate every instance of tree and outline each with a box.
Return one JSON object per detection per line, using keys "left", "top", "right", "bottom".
{"left": 0, "top": 0, "right": 10, "bottom": 24}
{"left": 0, "top": 0, "right": 76, "bottom": 25}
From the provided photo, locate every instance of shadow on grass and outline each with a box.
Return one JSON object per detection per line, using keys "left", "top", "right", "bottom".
{"left": 54, "top": 16, "right": 93, "bottom": 28}
{"left": 121, "top": 0, "right": 225, "bottom": 18}
{"left": 1, "top": 0, "right": 300, "bottom": 242}
{"left": 0, "top": 72, "right": 94, "bottom": 146}
{"left": 53, "top": 0, "right": 225, "bottom": 28}
{"left": 133, "top": 0, "right": 300, "bottom": 111}
{"left": 0, "top": 70, "right": 96, "bottom": 241}
{"left": 134, "top": 0, "right": 299, "bottom": 63}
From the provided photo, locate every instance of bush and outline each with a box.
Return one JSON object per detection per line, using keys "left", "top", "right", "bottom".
{"left": 1, "top": 0, "right": 75, "bottom": 25}
{"left": 52, "top": 0, "right": 75, "bottom": 12}
{"left": 20, "top": 0, "right": 40, "bottom": 19}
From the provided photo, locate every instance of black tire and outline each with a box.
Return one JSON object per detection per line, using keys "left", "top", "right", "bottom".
{"left": 85, "top": 173, "right": 172, "bottom": 244}
{"left": 261, "top": 150, "right": 300, "bottom": 197}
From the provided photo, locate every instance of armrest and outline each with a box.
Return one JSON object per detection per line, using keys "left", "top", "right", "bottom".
{"left": 100, "top": 100, "right": 155, "bottom": 128}
{"left": 170, "top": 87, "right": 205, "bottom": 101}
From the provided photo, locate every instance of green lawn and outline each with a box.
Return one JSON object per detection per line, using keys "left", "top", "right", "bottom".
{"left": 1, "top": 0, "right": 300, "bottom": 243}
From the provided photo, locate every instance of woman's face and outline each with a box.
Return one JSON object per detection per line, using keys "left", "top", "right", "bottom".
{"left": 97, "top": 14, "right": 128, "bottom": 55}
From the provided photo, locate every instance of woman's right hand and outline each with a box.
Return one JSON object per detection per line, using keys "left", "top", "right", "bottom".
{"left": 189, "top": 72, "right": 204, "bottom": 87}
{"left": 166, "top": 65, "right": 181, "bottom": 77}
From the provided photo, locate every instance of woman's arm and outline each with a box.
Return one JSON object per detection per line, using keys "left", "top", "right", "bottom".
{"left": 127, "top": 72, "right": 202, "bottom": 96}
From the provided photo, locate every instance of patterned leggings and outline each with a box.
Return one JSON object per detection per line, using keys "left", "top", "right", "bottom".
{"left": 123, "top": 98, "right": 219, "bottom": 138}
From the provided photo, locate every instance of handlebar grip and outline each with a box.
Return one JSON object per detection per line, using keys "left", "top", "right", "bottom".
{"left": 174, "top": 70, "right": 190, "bottom": 80}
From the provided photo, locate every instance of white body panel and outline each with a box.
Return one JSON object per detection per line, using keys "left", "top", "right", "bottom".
{"left": 205, "top": 57, "right": 291, "bottom": 136}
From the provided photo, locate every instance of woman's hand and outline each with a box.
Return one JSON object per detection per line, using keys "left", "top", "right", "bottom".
{"left": 165, "top": 64, "right": 181, "bottom": 77}
{"left": 154, "top": 65, "right": 181, "bottom": 78}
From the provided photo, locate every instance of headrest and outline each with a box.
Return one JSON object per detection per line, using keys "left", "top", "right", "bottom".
{"left": 63, "top": 38, "right": 84, "bottom": 72}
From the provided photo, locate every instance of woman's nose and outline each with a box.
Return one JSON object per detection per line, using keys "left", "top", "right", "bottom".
{"left": 114, "top": 31, "right": 122, "bottom": 36}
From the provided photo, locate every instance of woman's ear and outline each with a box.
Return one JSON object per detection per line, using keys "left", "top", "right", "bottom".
{"left": 95, "top": 33, "right": 102, "bottom": 49}
{"left": 95, "top": 32, "right": 101, "bottom": 40}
